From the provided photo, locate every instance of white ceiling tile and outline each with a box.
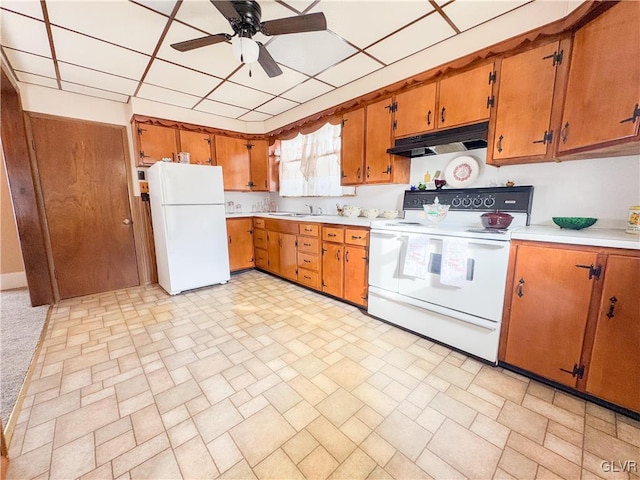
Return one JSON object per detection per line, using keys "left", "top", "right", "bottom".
{"left": 207, "top": 81, "right": 273, "bottom": 110}
{"left": 443, "top": 1, "right": 530, "bottom": 31}
{"left": 229, "top": 62, "right": 308, "bottom": 95}
{"left": 194, "top": 99, "right": 249, "bottom": 119}
{"left": 62, "top": 82, "right": 129, "bottom": 103}
{"left": 278, "top": 1, "right": 316, "bottom": 14}
{"left": 137, "top": 83, "right": 201, "bottom": 109}
{"left": 1, "top": 1, "right": 43, "bottom": 20}
{"left": 16, "top": 72, "right": 58, "bottom": 88}
{"left": 51, "top": 26, "right": 150, "bottom": 79}
{"left": 46, "top": 2, "right": 168, "bottom": 55}
{"left": 239, "top": 111, "right": 272, "bottom": 122}
{"left": 281, "top": 78, "right": 333, "bottom": 103}
{"left": 312, "top": 1, "right": 434, "bottom": 49}
{"left": 365, "top": 13, "right": 456, "bottom": 65}
{"left": 130, "top": 0, "right": 177, "bottom": 17}
{"left": 145, "top": 59, "right": 221, "bottom": 97}
{"left": 267, "top": 31, "right": 356, "bottom": 76}
{"left": 58, "top": 62, "right": 139, "bottom": 96}
{"left": 174, "top": 0, "right": 231, "bottom": 35}
{"left": 157, "top": 21, "right": 240, "bottom": 78}
{"left": 256, "top": 97, "right": 298, "bottom": 116}
{"left": 315, "top": 53, "right": 382, "bottom": 87}
{"left": 0, "top": 10, "right": 51, "bottom": 57}
{"left": 2, "top": 48, "right": 56, "bottom": 77}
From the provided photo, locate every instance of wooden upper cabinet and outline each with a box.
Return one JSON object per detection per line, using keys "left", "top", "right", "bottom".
{"left": 215, "top": 136, "right": 250, "bottom": 191}
{"left": 249, "top": 139, "right": 269, "bottom": 191}
{"left": 226, "top": 218, "right": 254, "bottom": 272}
{"left": 135, "top": 123, "right": 178, "bottom": 166}
{"left": 437, "top": 62, "right": 495, "bottom": 129}
{"left": 178, "top": 130, "right": 212, "bottom": 165}
{"left": 341, "top": 108, "right": 365, "bottom": 186}
{"left": 365, "top": 98, "right": 394, "bottom": 184}
{"left": 490, "top": 41, "right": 566, "bottom": 164}
{"left": 394, "top": 82, "right": 437, "bottom": 138}
{"left": 586, "top": 255, "right": 640, "bottom": 412}
{"left": 558, "top": 1, "right": 640, "bottom": 156}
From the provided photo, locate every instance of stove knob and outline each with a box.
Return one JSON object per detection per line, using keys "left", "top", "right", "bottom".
{"left": 472, "top": 197, "right": 483, "bottom": 208}
{"left": 461, "top": 197, "right": 472, "bottom": 207}
{"left": 451, "top": 197, "right": 461, "bottom": 207}
{"left": 484, "top": 197, "right": 496, "bottom": 208}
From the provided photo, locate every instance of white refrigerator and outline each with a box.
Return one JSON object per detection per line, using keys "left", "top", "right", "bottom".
{"left": 148, "top": 162, "right": 230, "bottom": 295}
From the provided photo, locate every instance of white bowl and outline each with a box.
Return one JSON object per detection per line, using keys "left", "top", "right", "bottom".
{"left": 343, "top": 206, "right": 361, "bottom": 217}
{"left": 381, "top": 210, "right": 398, "bottom": 219}
{"left": 423, "top": 203, "right": 450, "bottom": 224}
{"left": 362, "top": 208, "right": 379, "bottom": 219}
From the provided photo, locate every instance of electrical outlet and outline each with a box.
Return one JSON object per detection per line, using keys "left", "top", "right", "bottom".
{"left": 137, "top": 170, "right": 145, "bottom": 180}
{"left": 139, "top": 181, "right": 149, "bottom": 193}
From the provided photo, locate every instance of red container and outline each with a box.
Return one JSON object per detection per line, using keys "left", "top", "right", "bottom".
{"left": 481, "top": 211, "right": 514, "bottom": 229}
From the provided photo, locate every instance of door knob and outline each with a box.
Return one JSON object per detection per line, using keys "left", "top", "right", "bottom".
{"left": 123, "top": 219, "right": 132, "bottom": 225}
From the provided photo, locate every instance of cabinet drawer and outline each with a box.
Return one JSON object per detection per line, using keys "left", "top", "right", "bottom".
{"left": 323, "top": 226, "right": 344, "bottom": 243}
{"left": 298, "top": 269, "right": 319, "bottom": 289}
{"left": 297, "top": 252, "right": 319, "bottom": 272}
{"left": 255, "top": 248, "right": 268, "bottom": 269}
{"left": 254, "top": 229, "right": 267, "bottom": 250}
{"left": 298, "top": 237, "right": 319, "bottom": 253}
{"left": 299, "top": 223, "right": 319, "bottom": 237}
{"left": 345, "top": 228, "right": 369, "bottom": 246}
{"left": 254, "top": 218, "right": 266, "bottom": 229}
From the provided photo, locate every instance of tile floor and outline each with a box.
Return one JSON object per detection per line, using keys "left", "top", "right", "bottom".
{"left": 5, "top": 270, "right": 640, "bottom": 479}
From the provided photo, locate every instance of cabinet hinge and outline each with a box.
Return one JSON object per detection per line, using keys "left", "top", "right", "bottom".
{"left": 486, "top": 96, "right": 495, "bottom": 108}
{"left": 246, "top": 142, "right": 253, "bottom": 150}
{"left": 364, "top": 256, "right": 369, "bottom": 265}
{"left": 295, "top": 239, "right": 298, "bottom": 247}
{"left": 532, "top": 130, "right": 554, "bottom": 145}
{"left": 31, "top": 139, "right": 36, "bottom": 152}
{"left": 543, "top": 50, "right": 564, "bottom": 66}
{"left": 385, "top": 102, "right": 397, "bottom": 114}
{"left": 322, "top": 280, "right": 327, "bottom": 287}
{"left": 383, "top": 165, "right": 392, "bottom": 175}
{"left": 139, "top": 151, "right": 147, "bottom": 159}
{"left": 206, "top": 137, "right": 211, "bottom": 144}
{"left": 392, "top": 120, "right": 397, "bottom": 130}
{"left": 322, "top": 248, "right": 327, "bottom": 255}
{"left": 488, "top": 70, "right": 497, "bottom": 84}
{"left": 137, "top": 127, "right": 146, "bottom": 135}
{"left": 208, "top": 158, "right": 212, "bottom": 165}
{"left": 341, "top": 118, "right": 347, "bottom": 128}
{"left": 559, "top": 363, "right": 585, "bottom": 379}
{"left": 575, "top": 263, "right": 601, "bottom": 280}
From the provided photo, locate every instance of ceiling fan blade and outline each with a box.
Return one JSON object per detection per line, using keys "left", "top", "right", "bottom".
{"left": 171, "top": 34, "right": 230, "bottom": 52}
{"left": 260, "top": 12, "right": 327, "bottom": 36}
{"left": 210, "top": 0, "right": 241, "bottom": 21}
{"left": 257, "top": 43, "right": 282, "bottom": 78}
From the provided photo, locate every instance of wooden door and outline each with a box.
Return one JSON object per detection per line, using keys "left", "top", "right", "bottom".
{"left": 504, "top": 245, "right": 597, "bottom": 387}
{"left": 394, "top": 82, "right": 437, "bottom": 138}
{"left": 322, "top": 242, "right": 343, "bottom": 298}
{"left": 267, "top": 230, "right": 280, "bottom": 274}
{"left": 179, "top": 130, "right": 212, "bottom": 165}
{"left": 30, "top": 116, "right": 139, "bottom": 299}
{"left": 586, "top": 255, "right": 640, "bottom": 411}
{"left": 491, "top": 42, "right": 561, "bottom": 162}
{"left": 365, "top": 99, "right": 394, "bottom": 184}
{"left": 226, "top": 218, "right": 254, "bottom": 271}
{"left": 437, "top": 63, "right": 494, "bottom": 128}
{"left": 280, "top": 233, "right": 298, "bottom": 281}
{"left": 136, "top": 123, "right": 178, "bottom": 165}
{"left": 214, "top": 136, "right": 250, "bottom": 191}
{"left": 249, "top": 140, "right": 269, "bottom": 191}
{"left": 559, "top": 2, "right": 640, "bottom": 154}
{"left": 341, "top": 108, "right": 365, "bottom": 185}
{"left": 344, "top": 245, "right": 368, "bottom": 307}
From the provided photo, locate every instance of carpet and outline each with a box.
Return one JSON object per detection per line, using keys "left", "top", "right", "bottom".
{"left": 0, "top": 289, "right": 49, "bottom": 427}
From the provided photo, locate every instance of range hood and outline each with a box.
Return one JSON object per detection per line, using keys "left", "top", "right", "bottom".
{"left": 387, "top": 121, "right": 489, "bottom": 158}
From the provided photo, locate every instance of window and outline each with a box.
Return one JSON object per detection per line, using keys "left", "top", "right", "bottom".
{"left": 279, "top": 122, "right": 355, "bottom": 197}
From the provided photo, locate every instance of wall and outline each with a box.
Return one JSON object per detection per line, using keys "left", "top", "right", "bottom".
{"left": 0, "top": 150, "right": 26, "bottom": 290}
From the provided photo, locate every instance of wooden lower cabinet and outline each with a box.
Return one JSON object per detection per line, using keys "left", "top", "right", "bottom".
{"left": 280, "top": 233, "right": 297, "bottom": 281}
{"left": 344, "top": 245, "right": 368, "bottom": 307}
{"left": 501, "top": 241, "right": 640, "bottom": 413}
{"left": 322, "top": 242, "right": 344, "bottom": 298}
{"left": 226, "top": 218, "right": 254, "bottom": 272}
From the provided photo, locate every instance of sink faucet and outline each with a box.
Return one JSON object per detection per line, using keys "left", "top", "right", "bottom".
{"left": 305, "top": 204, "right": 314, "bottom": 214}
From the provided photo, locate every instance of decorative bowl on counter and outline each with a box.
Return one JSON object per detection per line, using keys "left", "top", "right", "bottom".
{"left": 343, "top": 205, "right": 361, "bottom": 218}
{"left": 362, "top": 208, "right": 379, "bottom": 219}
{"left": 481, "top": 211, "right": 514, "bottom": 229}
{"left": 552, "top": 217, "right": 598, "bottom": 230}
{"left": 381, "top": 210, "right": 398, "bottom": 219}
{"left": 423, "top": 198, "right": 450, "bottom": 224}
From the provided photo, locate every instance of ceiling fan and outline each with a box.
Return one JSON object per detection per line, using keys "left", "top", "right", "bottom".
{"left": 171, "top": 0, "right": 327, "bottom": 78}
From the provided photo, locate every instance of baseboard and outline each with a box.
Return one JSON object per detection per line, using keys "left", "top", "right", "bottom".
{"left": 0, "top": 272, "right": 27, "bottom": 291}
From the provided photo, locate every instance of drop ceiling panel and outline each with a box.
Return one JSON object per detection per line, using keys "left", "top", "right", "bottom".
{"left": 46, "top": 2, "right": 168, "bottom": 55}
{"left": 267, "top": 31, "right": 357, "bottom": 76}
{"left": 443, "top": 1, "right": 530, "bottom": 32}
{"left": 256, "top": 97, "right": 298, "bottom": 116}
{"left": 314, "top": 1, "right": 434, "bottom": 49}
{"left": 58, "top": 62, "right": 139, "bottom": 96}
{"left": 229, "top": 63, "right": 309, "bottom": 96}
{"left": 174, "top": 0, "right": 231, "bottom": 35}
{"left": 15, "top": 72, "right": 58, "bottom": 89}
{"left": 239, "top": 111, "right": 271, "bottom": 122}
{"left": 51, "top": 27, "right": 150, "bottom": 79}
{"left": 194, "top": 99, "right": 249, "bottom": 119}
{"left": 137, "top": 83, "right": 201, "bottom": 109}
{"left": 281, "top": 78, "right": 334, "bottom": 103}
{"left": 131, "top": 0, "right": 177, "bottom": 17}
{"left": 145, "top": 59, "right": 222, "bottom": 97}
{"left": 2, "top": 49, "right": 56, "bottom": 78}
{"left": 0, "top": 10, "right": 52, "bottom": 57}
{"left": 0, "top": 2, "right": 43, "bottom": 20}
{"left": 279, "top": 1, "right": 316, "bottom": 14}
{"left": 62, "top": 82, "right": 130, "bottom": 103}
{"left": 365, "top": 13, "right": 456, "bottom": 65}
{"left": 207, "top": 81, "right": 274, "bottom": 110}
{"left": 315, "top": 53, "right": 382, "bottom": 87}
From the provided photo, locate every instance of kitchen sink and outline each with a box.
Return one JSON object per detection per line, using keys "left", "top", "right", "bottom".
{"left": 268, "top": 212, "right": 308, "bottom": 217}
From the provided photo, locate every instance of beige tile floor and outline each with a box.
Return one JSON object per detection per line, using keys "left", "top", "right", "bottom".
{"left": 5, "top": 270, "right": 640, "bottom": 480}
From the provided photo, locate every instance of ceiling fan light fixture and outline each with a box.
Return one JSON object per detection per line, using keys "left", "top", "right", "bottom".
{"left": 232, "top": 36, "right": 260, "bottom": 64}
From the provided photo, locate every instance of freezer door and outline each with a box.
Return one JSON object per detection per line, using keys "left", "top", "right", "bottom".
{"left": 159, "top": 163, "right": 225, "bottom": 205}
{"left": 160, "top": 203, "right": 230, "bottom": 294}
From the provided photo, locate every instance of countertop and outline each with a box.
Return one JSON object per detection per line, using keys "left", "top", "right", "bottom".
{"left": 512, "top": 225, "right": 640, "bottom": 250}
{"left": 226, "top": 212, "right": 378, "bottom": 227}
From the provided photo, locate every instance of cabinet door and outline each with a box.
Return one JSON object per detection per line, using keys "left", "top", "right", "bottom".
{"left": 365, "top": 99, "right": 394, "bottom": 184}
{"left": 437, "top": 63, "right": 494, "bottom": 128}
{"left": 280, "top": 233, "right": 298, "bottom": 281}
{"left": 322, "top": 242, "right": 344, "bottom": 298}
{"left": 491, "top": 42, "right": 561, "bottom": 162}
{"left": 179, "top": 130, "right": 212, "bottom": 165}
{"left": 586, "top": 255, "right": 640, "bottom": 412}
{"left": 504, "top": 245, "right": 598, "bottom": 387}
{"left": 394, "top": 83, "right": 437, "bottom": 138}
{"left": 558, "top": 2, "right": 640, "bottom": 154}
{"left": 341, "top": 108, "right": 365, "bottom": 185}
{"left": 215, "top": 136, "right": 250, "bottom": 191}
{"left": 136, "top": 123, "right": 178, "bottom": 165}
{"left": 226, "top": 218, "right": 254, "bottom": 272}
{"left": 344, "top": 245, "right": 368, "bottom": 307}
{"left": 267, "top": 231, "right": 280, "bottom": 274}
{"left": 249, "top": 139, "right": 269, "bottom": 191}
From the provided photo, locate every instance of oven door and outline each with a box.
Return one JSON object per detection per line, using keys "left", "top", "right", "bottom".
{"left": 398, "top": 234, "right": 510, "bottom": 322}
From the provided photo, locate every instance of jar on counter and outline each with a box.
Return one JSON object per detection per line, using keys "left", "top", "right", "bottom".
{"left": 626, "top": 206, "right": 640, "bottom": 234}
